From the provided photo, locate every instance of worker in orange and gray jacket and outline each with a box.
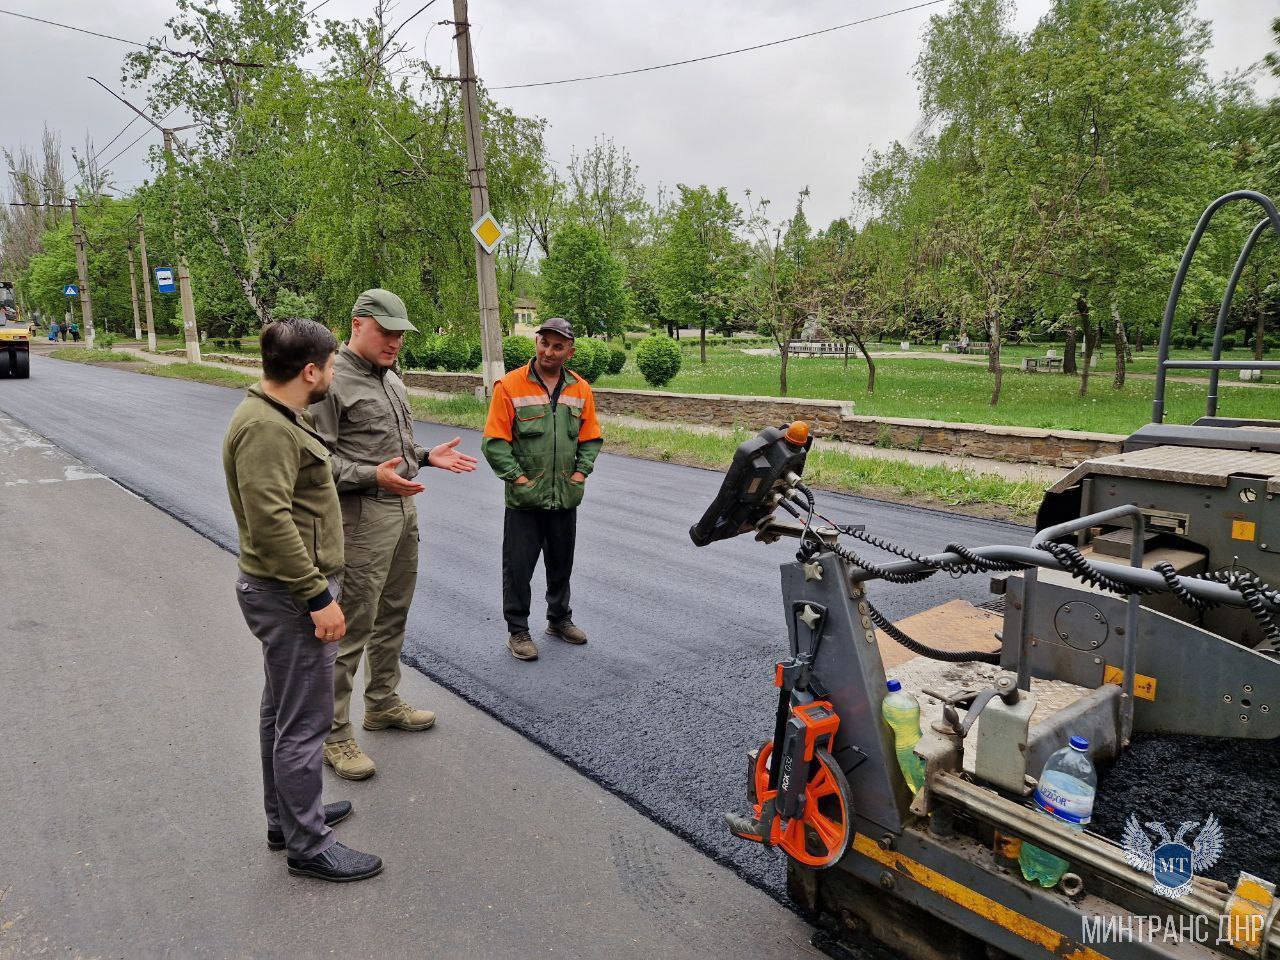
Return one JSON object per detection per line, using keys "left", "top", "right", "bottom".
{"left": 481, "top": 317, "right": 603, "bottom": 661}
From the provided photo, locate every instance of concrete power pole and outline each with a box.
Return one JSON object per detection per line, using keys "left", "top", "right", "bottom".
{"left": 69, "top": 200, "right": 96, "bottom": 347}
{"left": 162, "top": 129, "right": 201, "bottom": 363}
{"left": 453, "top": 0, "right": 504, "bottom": 393}
{"left": 136, "top": 213, "right": 157, "bottom": 352}
{"left": 127, "top": 243, "right": 143, "bottom": 341}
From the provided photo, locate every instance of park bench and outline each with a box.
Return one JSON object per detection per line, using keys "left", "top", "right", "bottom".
{"left": 955, "top": 341, "right": 990, "bottom": 355}
{"left": 787, "top": 341, "right": 844, "bottom": 356}
{"left": 1021, "top": 355, "right": 1064, "bottom": 373}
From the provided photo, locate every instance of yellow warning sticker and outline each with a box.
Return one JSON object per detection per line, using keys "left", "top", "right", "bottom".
{"left": 1104, "top": 665, "right": 1157, "bottom": 701}
{"left": 1232, "top": 519, "right": 1257, "bottom": 542}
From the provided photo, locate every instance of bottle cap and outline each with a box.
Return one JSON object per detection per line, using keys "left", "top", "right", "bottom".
{"left": 1069, "top": 735, "right": 1089, "bottom": 751}
{"left": 886, "top": 679, "right": 902, "bottom": 692}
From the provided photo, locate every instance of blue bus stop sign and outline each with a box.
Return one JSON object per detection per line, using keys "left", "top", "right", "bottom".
{"left": 154, "top": 267, "right": 176, "bottom": 294}
{"left": 63, "top": 284, "right": 78, "bottom": 297}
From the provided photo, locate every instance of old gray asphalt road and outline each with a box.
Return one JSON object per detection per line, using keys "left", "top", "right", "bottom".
{"left": 0, "top": 355, "right": 1029, "bottom": 898}
{"left": 0, "top": 409, "right": 818, "bottom": 960}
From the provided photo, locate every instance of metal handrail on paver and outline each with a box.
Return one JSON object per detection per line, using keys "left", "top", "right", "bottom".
{"left": 1152, "top": 190, "right": 1280, "bottom": 423}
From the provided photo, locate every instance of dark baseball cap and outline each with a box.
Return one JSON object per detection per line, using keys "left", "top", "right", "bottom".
{"left": 535, "top": 317, "right": 575, "bottom": 341}
{"left": 351, "top": 288, "right": 417, "bottom": 332}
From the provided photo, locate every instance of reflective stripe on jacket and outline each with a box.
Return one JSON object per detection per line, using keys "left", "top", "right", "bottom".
{"left": 481, "top": 361, "right": 603, "bottom": 510}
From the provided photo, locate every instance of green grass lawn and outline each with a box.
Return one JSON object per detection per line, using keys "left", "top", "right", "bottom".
{"left": 600, "top": 346, "right": 1279, "bottom": 435}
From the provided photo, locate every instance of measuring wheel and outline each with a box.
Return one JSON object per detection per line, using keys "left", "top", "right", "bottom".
{"left": 749, "top": 740, "right": 854, "bottom": 869}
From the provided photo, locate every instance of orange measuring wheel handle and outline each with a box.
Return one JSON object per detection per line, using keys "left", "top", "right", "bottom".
{"left": 744, "top": 728, "right": 854, "bottom": 868}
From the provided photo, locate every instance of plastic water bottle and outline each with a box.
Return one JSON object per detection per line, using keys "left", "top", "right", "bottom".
{"left": 882, "top": 679, "right": 926, "bottom": 793}
{"left": 1019, "top": 735, "right": 1097, "bottom": 887}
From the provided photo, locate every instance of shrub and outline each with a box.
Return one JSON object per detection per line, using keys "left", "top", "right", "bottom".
{"left": 399, "top": 338, "right": 430, "bottom": 370}
{"left": 634, "top": 335, "right": 682, "bottom": 388}
{"left": 436, "top": 332, "right": 473, "bottom": 372}
{"left": 97, "top": 332, "right": 118, "bottom": 350}
{"left": 1222, "top": 334, "right": 1239, "bottom": 351}
{"left": 502, "top": 334, "right": 535, "bottom": 372}
{"left": 569, "top": 336, "right": 608, "bottom": 383}
{"left": 607, "top": 347, "right": 626, "bottom": 375}
{"left": 469, "top": 342, "right": 484, "bottom": 369}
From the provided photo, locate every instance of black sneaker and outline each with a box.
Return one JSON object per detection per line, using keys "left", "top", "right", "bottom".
{"left": 287, "top": 841, "right": 383, "bottom": 882}
{"left": 267, "top": 800, "right": 354, "bottom": 851}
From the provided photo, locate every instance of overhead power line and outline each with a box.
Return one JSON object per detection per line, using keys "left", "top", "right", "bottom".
{"left": 489, "top": 0, "right": 949, "bottom": 90}
{"left": 0, "top": 6, "right": 265, "bottom": 66}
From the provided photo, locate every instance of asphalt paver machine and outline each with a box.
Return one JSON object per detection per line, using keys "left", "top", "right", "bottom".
{"left": 692, "top": 192, "right": 1280, "bottom": 960}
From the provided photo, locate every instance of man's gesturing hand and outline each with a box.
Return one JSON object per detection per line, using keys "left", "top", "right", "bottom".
{"left": 428, "top": 437, "right": 478, "bottom": 474}
{"left": 312, "top": 600, "right": 346, "bottom": 643}
{"left": 376, "top": 456, "right": 426, "bottom": 496}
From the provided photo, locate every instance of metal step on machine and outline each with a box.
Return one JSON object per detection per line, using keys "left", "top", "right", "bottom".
{"left": 691, "top": 192, "right": 1280, "bottom": 960}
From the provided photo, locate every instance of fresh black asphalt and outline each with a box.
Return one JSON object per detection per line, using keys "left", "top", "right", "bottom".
{"left": 0, "top": 354, "right": 1030, "bottom": 898}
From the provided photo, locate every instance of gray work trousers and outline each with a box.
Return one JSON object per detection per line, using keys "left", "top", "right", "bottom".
{"left": 236, "top": 572, "right": 340, "bottom": 860}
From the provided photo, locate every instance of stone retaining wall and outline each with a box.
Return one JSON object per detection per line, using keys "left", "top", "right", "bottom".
{"left": 190, "top": 360, "right": 1122, "bottom": 467}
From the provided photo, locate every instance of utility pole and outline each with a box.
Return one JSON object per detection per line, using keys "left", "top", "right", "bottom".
{"left": 69, "top": 199, "right": 97, "bottom": 347}
{"left": 127, "top": 243, "right": 142, "bottom": 341}
{"left": 136, "top": 213, "right": 157, "bottom": 352}
{"left": 162, "top": 128, "right": 201, "bottom": 363}
{"left": 452, "top": 0, "right": 504, "bottom": 393}
{"left": 88, "top": 78, "right": 201, "bottom": 362}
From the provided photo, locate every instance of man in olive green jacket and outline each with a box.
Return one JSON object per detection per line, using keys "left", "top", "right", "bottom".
{"left": 310, "top": 288, "right": 477, "bottom": 781}
{"left": 223, "top": 317, "right": 381, "bottom": 883}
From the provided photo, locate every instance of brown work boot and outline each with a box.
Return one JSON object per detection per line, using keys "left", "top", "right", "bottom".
{"left": 364, "top": 702, "right": 436, "bottom": 732}
{"left": 546, "top": 619, "right": 587, "bottom": 645}
{"left": 323, "top": 738, "right": 376, "bottom": 780}
{"left": 507, "top": 630, "right": 539, "bottom": 660}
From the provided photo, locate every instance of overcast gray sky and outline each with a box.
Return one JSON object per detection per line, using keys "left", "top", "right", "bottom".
{"left": 2, "top": 0, "right": 1276, "bottom": 226}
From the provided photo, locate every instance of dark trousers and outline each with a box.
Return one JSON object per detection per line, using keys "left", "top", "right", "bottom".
{"left": 236, "top": 572, "right": 339, "bottom": 860}
{"left": 502, "top": 507, "right": 576, "bottom": 633}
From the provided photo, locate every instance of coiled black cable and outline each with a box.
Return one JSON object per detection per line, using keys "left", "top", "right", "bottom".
{"left": 1035, "top": 541, "right": 1157, "bottom": 596}
{"left": 1152, "top": 560, "right": 1212, "bottom": 613}
{"left": 789, "top": 481, "right": 1280, "bottom": 654}
{"left": 1203, "top": 570, "right": 1280, "bottom": 647}
{"left": 866, "top": 601, "right": 1002, "bottom": 665}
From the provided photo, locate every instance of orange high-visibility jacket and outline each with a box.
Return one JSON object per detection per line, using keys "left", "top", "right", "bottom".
{"left": 481, "top": 362, "right": 603, "bottom": 510}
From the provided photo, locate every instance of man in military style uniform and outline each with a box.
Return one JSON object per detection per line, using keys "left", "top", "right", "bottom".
{"left": 223, "top": 317, "right": 381, "bottom": 882}
{"left": 481, "top": 317, "right": 604, "bottom": 661}
{"left": 310, "top": 289, "right": 477, "bottom": 780}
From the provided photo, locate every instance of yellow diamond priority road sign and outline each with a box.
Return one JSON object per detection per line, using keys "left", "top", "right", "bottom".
{"left": 471, "top": 212, "right": 506, "bottom": 254}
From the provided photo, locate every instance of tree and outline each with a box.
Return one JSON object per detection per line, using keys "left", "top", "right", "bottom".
{"left": 656, "top": 184, "right": 746, "bottom": 363}
{"left": 564, "top": 136, "right": 648, "bottom": 256}
{"left": 741, "top": 191, "right": 815, "bottom": 397}
{"left": 539, "top": 224, "right": 628, "bottom": 338}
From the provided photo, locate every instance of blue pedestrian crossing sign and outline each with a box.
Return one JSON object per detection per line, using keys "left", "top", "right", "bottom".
{"left": 154, "top": 267, "right": 176, "bottom": 294}
{"left": 63, "top": 284, "right": 78, "bottom": 297}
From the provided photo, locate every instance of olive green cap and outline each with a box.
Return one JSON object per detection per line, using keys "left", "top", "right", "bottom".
{"left": 351, "top": 288, "right": 417, "bottom": 332}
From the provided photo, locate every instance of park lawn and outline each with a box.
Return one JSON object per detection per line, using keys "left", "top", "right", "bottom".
{"left": 602, "top": 347, "right": 1279, "bottom": 434}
